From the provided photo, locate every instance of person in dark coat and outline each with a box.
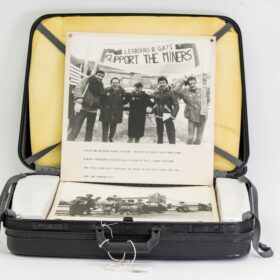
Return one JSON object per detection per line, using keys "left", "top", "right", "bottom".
{"left": 99, "top": 77, "right": 126, "bottom": 142}
{"left": 68, "top": 84, "right": 76, "bottom": 130}
{"left": 151, "top": 76, "right": 179, "bottom": 144}
{"left": 127, "top": 82, "right": 154, "bottom": 143}
{"left": 68, "top": 70, "right": 105, "bottom": 141}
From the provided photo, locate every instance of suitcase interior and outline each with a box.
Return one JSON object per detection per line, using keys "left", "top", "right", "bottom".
{"left": 2, "top": 14, "right": 257, "bottom": 260}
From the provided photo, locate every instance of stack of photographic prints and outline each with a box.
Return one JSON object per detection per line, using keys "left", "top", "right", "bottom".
{"left": 54, "top": 32, "right": 218, "bottom": 223}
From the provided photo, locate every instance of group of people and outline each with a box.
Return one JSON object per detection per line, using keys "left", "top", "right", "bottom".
{"left": 69, "top": 194, "right": 167, "bottom": 216}
{"left": 68, "top": 69, "right": 209, "bottom": 145}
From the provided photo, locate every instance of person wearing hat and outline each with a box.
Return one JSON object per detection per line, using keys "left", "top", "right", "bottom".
{"left": 99, "top": 77, "right": 126, "bottom": 142}
{"left": 151, "top": 76, "right": 179, "bottom": 144}
{"left": 126, "top": 82, "right": 154, "bottom": 143}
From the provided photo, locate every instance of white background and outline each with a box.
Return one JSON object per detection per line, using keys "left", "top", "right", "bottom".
{"left": 0, "top": 0, "right": 279, "bottom": 278}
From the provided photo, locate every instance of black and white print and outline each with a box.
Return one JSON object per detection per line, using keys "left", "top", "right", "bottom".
{"left": 66, "top": 33, "right": 213, "bottom": 145}
{"left": 48, "top": 182, "right": 219, "bottom": 222}
{"left": 61, "top": 33, "right": 215, "bottom": 185}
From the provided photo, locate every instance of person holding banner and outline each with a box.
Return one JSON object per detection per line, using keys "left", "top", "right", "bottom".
{"left": 99, "top": 77, "right": 126, "bottom": 142}
{"left": 68, "top": 70, "right": 105, "bottom": 142}
{"left": 151, "top": 76, "right": 179, "bottom": 144}
{"left": 126, "top": 82, "right": 154, "bottom": 143}
{"left": 174, "top": 76, "right": 210, "bottom": 144}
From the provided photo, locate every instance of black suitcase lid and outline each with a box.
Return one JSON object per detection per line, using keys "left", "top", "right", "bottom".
{"left": 18, "top": 13, "right": 249, "bottom": 178}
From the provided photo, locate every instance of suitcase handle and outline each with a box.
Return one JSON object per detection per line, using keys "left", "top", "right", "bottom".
{"left": 95, "top": 226, "right": 160, "bottom": 254}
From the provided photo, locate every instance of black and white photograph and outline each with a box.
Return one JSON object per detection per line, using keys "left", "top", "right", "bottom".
{"left": 61, "top": 33, "right": 216, "bottom": 185}
{"left": 48, "top": 182, "right": 219, "bottom": 222}
{"left": 66, "top": 33, "right": 213, "bottom": 145}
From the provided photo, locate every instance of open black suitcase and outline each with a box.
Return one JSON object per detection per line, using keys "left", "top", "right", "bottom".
{"left": 0, "top": 13, "right": 273, "bottom": 260}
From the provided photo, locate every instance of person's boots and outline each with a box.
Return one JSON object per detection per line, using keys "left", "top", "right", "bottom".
{"left": 127, "top": 137, "right": 133, "bottom": 143}
{"left": 186, "top": 137, "right": 193, "bottom": 144}
{"left": 135, "top": 138, "right": 140, "bottom": 143}
{"left": 102, "top": 131, "right": 108, "bottom": 142}
{"left": 193, "top": 138, "right": 201, "bottom": 145}
{"left": 157, "top": 138, "right": 163, "bottom": 144}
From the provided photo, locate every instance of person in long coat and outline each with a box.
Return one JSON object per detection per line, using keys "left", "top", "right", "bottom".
{"left": 99, "top": 77, "right": 126, "bottom": 142}
{"left": 127, "top": 82, "right": 154, "bottom": 143}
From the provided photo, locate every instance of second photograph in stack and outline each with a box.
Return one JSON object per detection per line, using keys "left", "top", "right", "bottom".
{"left": 48, "top": 182, "right": 219, "bottom": 222}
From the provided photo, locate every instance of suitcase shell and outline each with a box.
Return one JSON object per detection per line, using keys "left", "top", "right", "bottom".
{"left": 0, "top": 13, "right": 272, "bottom": 260}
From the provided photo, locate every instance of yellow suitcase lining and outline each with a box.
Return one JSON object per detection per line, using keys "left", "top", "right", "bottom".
{"left": 28, "top": 15, "right": 243, "bottom": 172}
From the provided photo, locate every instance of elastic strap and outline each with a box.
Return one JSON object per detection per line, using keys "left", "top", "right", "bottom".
{"left": 252, "top": 214, "right": 274, "bottom": 258}
{"left": 25, "top": 143, "right": 244, "bottom": 168}
{"left": 0, "top": 174, "right": 28, "bottom": 211}
{"left": 25, "top": 142, "right": 61, "bottom": 165}
{"left": 207, "top": 21, "right": 243, "bottom": 171}
{"left": 36, "top": 20, "right": 232, "bottom": 54}
{"left": 240, "top": 178, "right": 273, "bottom": 258}
{"left": 214, "top": 22, "right": 233, "bottom": 41}
{"left": 0, "top": 173, "right": 32, "bottom": 230}
{"left": 214, "top": 146, "right": 244, "bottom": 167}
{"left": 36, "top": 23, "right": 65, "bottom": 54}
{"left": 239, "top": 176, "right": 259, "bottom": 217}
